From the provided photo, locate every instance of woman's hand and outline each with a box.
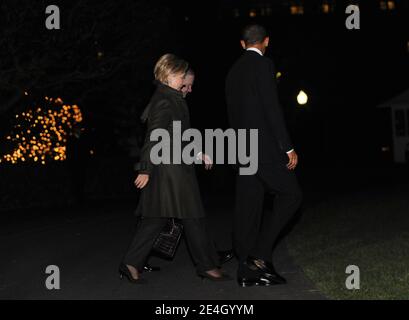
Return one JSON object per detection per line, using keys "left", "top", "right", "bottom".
{"left": 199, "top": 153, "right": 213, "bottom": 170}
{"left": 134, "top": 174, "right": 149, "bottom": 189}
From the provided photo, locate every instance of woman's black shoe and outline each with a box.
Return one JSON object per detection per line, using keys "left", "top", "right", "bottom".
{"left": 197, "top": 270, "right": 233, "bottom": 281}
{"left": 118, "top": 263, "right": 145, "bottom": 284}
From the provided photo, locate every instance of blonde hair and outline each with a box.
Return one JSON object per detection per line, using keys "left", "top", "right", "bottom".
{"left": 154, "top": 53, "right": 189, "bottom": 84}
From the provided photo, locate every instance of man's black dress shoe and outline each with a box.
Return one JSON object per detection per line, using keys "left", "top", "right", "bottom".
{"left": 218, "top": 250, "right": 234, "bottom": 265}
{"left": 249, "top": 257, "right": 286, "bottom": 284}
{"left": 237, "top": 259, "right": 283, "bottom": 287}
{"left": 142, "top": 263, "right": 160, "bottom": 273}
{"left": 237, "top": 274, "right": 276, "bottom": 287}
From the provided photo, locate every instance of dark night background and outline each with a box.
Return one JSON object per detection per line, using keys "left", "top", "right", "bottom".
{"left": 0, "top": 0, "right": 408, "bottom": 207}
{"left": 1, "top": 0, "right": 409, "bottom": 300}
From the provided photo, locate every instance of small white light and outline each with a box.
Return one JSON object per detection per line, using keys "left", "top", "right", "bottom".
{"left": 297, "top": 90, "right": 308, "bottom": 105}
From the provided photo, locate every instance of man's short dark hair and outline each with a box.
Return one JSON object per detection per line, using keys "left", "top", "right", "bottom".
{"left": 241, "top": 24, "right": 268, "bottom": 45}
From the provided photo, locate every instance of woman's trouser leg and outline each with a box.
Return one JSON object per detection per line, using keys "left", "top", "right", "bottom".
{"left": 182, "top": 218, "right": 219, "bottom": 273}
{"left": 122, "top": 217, "right": 168, "bottom": 271}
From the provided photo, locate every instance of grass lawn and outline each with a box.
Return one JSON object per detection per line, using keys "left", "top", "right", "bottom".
{"left": 288, "top": 168, "right": 409, "bottom": 299}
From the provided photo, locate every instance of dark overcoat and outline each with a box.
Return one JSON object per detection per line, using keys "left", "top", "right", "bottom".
{"left": 134, "top": 82, "right": 205, "bottom": 219}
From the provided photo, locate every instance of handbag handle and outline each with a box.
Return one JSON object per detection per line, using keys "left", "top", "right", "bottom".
{"left": 169, "top": 218, "right": 179, "bottom": 235}
{"left": 169, "top": 218, "right": 175, "bottom": 235}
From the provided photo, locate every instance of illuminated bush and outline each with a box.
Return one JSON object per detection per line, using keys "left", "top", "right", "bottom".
{"left": 0, "top": 97, "right": 83, "bottom": 165}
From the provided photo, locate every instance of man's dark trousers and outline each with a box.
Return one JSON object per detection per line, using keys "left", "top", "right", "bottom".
{"left": 234, "top": 163, "right": 302, "bottom": 271}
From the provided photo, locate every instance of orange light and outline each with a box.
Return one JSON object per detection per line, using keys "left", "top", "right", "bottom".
{"left": 0, "top": 96, "right": 83, "bottom": 165}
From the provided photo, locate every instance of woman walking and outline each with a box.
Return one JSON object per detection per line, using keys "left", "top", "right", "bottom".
{"left": 119, "top": 53, "right": 231, "bottom": 283}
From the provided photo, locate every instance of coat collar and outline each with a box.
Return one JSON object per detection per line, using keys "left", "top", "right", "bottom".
{"left": 155, "top": 80, "right": 184, "bottom": 100}
{"left": 140, "top": 81, "right": 184, "bottom": 123}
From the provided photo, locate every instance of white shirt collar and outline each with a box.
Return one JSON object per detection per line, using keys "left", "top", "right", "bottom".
{"left": 246, "top": 47, "right": 263, "bottom": 56}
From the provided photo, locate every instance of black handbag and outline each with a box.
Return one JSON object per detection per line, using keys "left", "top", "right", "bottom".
{"left": 152, "top": 218, "right": 183, "bottom": 259}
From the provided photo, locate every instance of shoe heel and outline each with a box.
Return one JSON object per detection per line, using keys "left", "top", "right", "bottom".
{"left": 118, "top": 264, "right": 145, "bottom": 284}
{"left": 238, "top": 280, "right": 256, "bottom": 287}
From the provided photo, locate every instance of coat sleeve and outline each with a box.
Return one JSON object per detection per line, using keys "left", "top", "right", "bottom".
{"left": 255, "top": 58, "right": 293, "bottom": 152}
{"left": 135, "top": 100, "right": 172, "bottom": 175}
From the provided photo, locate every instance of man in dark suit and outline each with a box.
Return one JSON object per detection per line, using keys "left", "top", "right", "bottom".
{"left": 225, "top": 24, "right": 303, "bottom": 287}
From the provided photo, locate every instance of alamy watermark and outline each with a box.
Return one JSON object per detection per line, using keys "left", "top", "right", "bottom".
{"left": 45, "top": 265, "right": 60, "bottom": 290}
{"left": 345, "top": 265, "right": 360, "bottom": 290}
{"left": 45, "top": 5, "right": 60, "bottom": 30}
{"left": 345, "top": 5, "right": 360, "bottom": 30}
{"left": 149, "top": 121, "right": 258, "bottom": 175}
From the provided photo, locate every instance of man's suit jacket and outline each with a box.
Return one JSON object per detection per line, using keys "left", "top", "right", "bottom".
{"left": 225, "top": 50, "right": 293, "bottom": 165}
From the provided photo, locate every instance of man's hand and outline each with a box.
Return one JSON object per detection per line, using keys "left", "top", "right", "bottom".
{"left": 199, "top": 153, "right": 213, "bottom": 170}
{"left": 134, "top": 174, "right": 149, "bottom": 189}
{"left": 286, "top": 150, "right": 298, "bottom": 170}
